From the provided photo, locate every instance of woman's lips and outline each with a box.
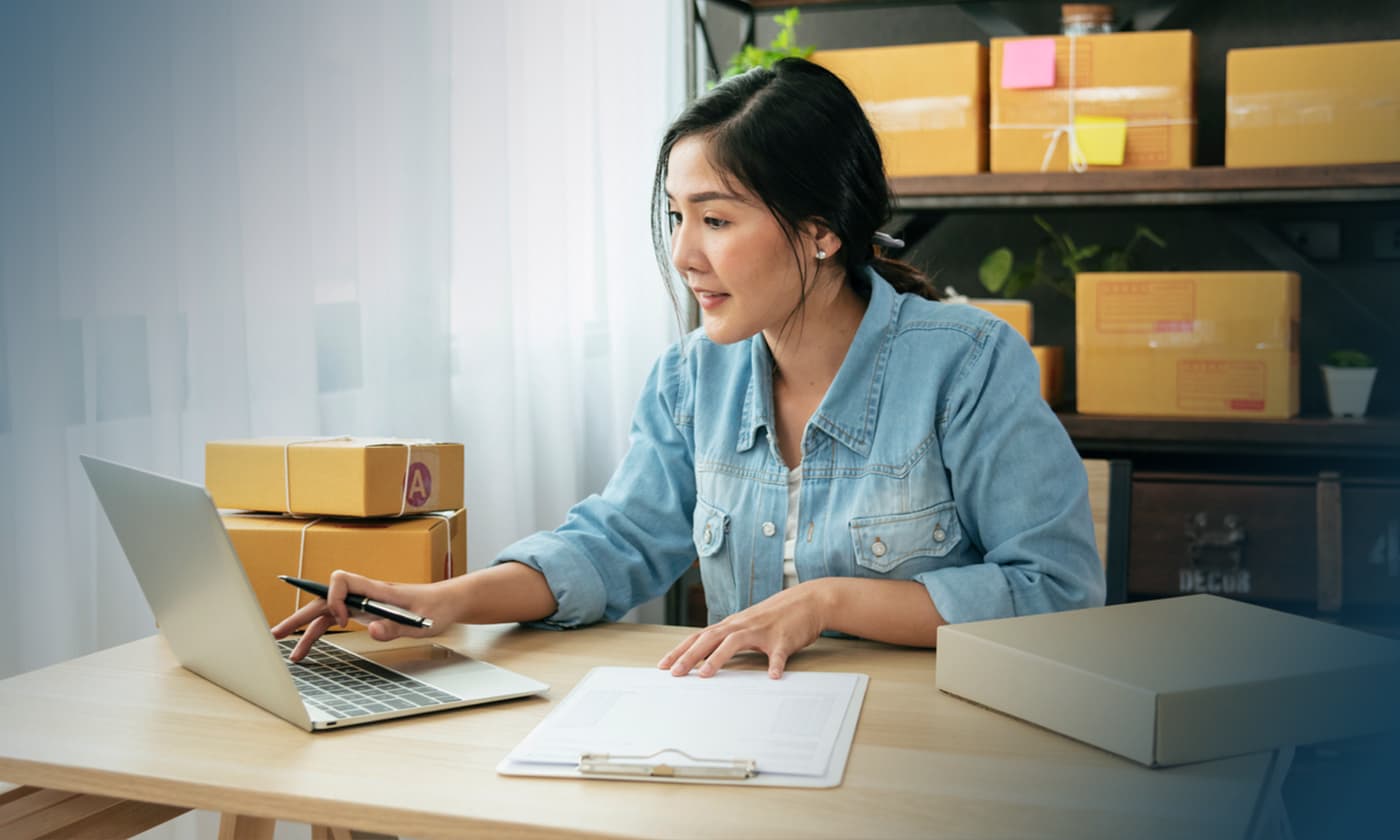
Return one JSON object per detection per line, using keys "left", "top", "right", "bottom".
{"left": 693, "top": 289, "right": 730, "bottom": 311}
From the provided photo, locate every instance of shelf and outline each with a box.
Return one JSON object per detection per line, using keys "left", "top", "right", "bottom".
{"left": 892, "top": 163, "right": 1400, "bottom": 209}
{"left": 744, "top": 0, "right": 1043, "bottom": 8}
{"left": 1058, "top": 412, "right": 1400, "bottom": 461}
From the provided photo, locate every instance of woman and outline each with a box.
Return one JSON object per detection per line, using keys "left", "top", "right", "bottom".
{"left": 275, "top": 59, "right": 1104, "bottom": 678}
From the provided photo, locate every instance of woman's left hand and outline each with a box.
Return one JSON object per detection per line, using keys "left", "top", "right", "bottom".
{"left": 658, "top": 581, "right": 831, "bottom": 679}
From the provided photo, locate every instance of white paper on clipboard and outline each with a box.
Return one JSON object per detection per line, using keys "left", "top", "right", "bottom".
{"left": 497, "top": 666, "right": 869, "bottom": 788}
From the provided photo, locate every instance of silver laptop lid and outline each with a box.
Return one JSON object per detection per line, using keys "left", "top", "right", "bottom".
{"left": 80, "top": 454, "right": 313, "bottom": 730}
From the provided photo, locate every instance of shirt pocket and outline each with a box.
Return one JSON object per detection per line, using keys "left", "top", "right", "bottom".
{"left": 694, "top": 498, "right": 730, "bottom": 558}
{"left": 693, "top": 497, "right": 735, "bottom": 621}
{"left": 849, "top": 500, "right": 962, "bottom": 574}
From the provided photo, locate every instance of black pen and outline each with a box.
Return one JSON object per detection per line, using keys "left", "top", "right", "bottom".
{"left": 278, "top": 575, "right": 434, "bottom": 629}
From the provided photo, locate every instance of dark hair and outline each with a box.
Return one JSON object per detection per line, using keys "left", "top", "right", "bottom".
{"left": 650, "top": 58, "right": 936, "bottom": 333}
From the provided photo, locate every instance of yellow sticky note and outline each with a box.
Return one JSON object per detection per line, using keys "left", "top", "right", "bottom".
{"left": 1074, "top": 116, "right": 1127, "bottom": 166}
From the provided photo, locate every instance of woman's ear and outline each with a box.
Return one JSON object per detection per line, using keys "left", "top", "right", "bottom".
{"left": 804, "top": 219, "right": 843, "bottom": 262}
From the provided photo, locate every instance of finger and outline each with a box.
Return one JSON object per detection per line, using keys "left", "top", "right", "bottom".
{"left": 670, "top": 629, "right": 724, "bottom": 676}
{"left": 327, "top": 569, "right": 400, "bottom": 628}
{"left": 657, "top": 630, "right": 703, "bottom": 669}
{"left": 330, "top": 569, "right": 400, "bottom": 602}
{"left": 290, "top": 614, "right": 335, "bottom": 662}
{"left": 766, "top": 649, "right": 789, "bottom": 679}
{"left": 698, "top": 633, "right": 750, "bottom": 677}
{"left": 366, "top": 618, "right": 435, "bottom": 642}
{"left": 271, "top": 597, "right": 330, "bottom": 638}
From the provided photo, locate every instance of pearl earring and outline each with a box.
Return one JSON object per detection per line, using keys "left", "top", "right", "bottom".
{"left": 816, "top": 249, "right": 827, "bottom": 261}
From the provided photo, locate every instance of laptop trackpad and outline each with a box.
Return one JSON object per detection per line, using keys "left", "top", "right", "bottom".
{"left": 362, "top": 644, "right": 523, "bottom": 698}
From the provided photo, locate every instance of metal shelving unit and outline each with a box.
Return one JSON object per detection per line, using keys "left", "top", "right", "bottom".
{"left": 671, "top": 0, "right": 1400, "bottom": 630}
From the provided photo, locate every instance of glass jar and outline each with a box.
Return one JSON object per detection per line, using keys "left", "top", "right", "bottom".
{"left": 1061, "top": 4, "right": 1115, "bottom": 35}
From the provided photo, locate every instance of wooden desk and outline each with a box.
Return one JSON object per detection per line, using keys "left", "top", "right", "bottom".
{"left": 0, "top": 622, "right": 1287, "bottom": 839}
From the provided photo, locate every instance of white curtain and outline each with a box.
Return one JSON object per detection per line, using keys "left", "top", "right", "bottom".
{"left": 1, "top": 0, "right": 679, "bottom": 818}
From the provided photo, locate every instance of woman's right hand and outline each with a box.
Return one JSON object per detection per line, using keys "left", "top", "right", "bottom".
{"left": 271, "top": 569, "right": 452, "bottom": 662}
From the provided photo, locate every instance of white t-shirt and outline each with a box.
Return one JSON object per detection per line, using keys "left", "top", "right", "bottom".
{"left": 782, "top": 462, "right": 802, "bottom": 589}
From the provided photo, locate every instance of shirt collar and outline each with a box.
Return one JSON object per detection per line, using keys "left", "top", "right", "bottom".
{"left": 738, "top": 267, "right": 902, "bottom": 457}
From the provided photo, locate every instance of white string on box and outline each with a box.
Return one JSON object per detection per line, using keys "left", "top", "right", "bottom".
{"left": 420, "top": 511, "right": 458, "bottom": 580}
{"left": 989, "top": 34, "right": 1196, "bottom": 173}
{"left": 396, "top": 442, "right": 415, "bottom": 517}
{"left": 292, "top": 516, "right": 324, "bottom": 614}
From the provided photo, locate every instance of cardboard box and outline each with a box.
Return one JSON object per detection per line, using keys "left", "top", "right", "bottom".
{"left": 1075, "top": 272, "right": 1299, "bottom": 419}
{"left": 1226, "top": 39, "right": 1400, "bottom": 167}
{"left": 965, "top": 298, "right": 1034, "bottom": 343}
{"left": 224, "top": 509, "right": 466, "bottom": 629}
{"left": 814, "top": 42, "right": 987, "bottom": 177}
{"left": 936, "top": 595, "right": 1400, "bottom": 767}
{"left": 990, "top": 31, "right": 1195, "bottom": 172}
{"left": 1032, "top": 345, "right": 1064, "bottom": 406}
{"left": 206, "top": 437, "right": 464, "bottom": 517}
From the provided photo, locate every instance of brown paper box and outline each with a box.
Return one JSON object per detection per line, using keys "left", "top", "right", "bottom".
{"left": 814, "top": 42, "right": 987, "bottom": 177}
{"left": 1226, "top": 39, "right": 1400, "bottom": 168}
{"left": 1032, "top": 345, "right": 1065, "bottom": 407}
{"left": 937, "top": 595, "right": 1400, "bottom": 767}
{"left": 224, "top": 509, "right": 467, "bottom": 629}
{"left": 965, "top": 298, "right": 1034, "bottom": 343}
{"left": 990, "top": 31, "right": 1195, "bottom": 172}
{"left": 206, "top": 437, "right": 464, "bottom": 518}
{"left": 1076, "top": 272, "right": 1299, "bottom": 419}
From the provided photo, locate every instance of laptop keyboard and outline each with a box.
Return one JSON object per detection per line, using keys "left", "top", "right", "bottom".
{"left": 278, "top": 638, "right": 461, "bottom": 720}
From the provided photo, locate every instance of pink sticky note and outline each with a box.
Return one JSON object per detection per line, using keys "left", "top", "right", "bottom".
{"left": 1001, "top": 38, "right": 1057, "bottom": 90}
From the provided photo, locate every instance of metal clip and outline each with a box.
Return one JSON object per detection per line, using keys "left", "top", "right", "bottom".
{"left": 578, "top": 748, "right": 757, "bottom": 780}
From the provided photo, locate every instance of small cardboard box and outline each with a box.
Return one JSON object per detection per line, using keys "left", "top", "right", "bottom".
{"left": 813, "top": 42, "right": 987, "bottom": 177}
{"left": 206, "top": 437, "right": 464, "bottom": 517}
{"left": 1076, "top": 272, "right": 1299, "bottom": 419}
{"left": 224, "top": 509, "right": 466, "bottom": 629}
{"left": 1032, "top": 345, "right": 1064, "bottom": 406}
{"left": 936, "top": 595, "right": 1400, "bottom": 767}
{"left": 965, "top": 298, "right": 1034, "bottom": 344}
{"left": 990, "top": 31, "right": 1195, "bottom": 172}
{"left": 1226, "top": 39, "right": 1400, "bottom": 168}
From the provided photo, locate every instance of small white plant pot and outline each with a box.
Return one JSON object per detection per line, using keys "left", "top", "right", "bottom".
{"left": 1321, "top": 365, "right": 1377, "bottom": 418}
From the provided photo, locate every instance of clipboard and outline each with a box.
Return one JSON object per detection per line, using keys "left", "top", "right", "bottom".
{"left": 497, "top": 666, "right": 869, "bottom": 788}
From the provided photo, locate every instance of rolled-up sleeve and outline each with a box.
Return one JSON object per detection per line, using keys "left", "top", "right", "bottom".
{"left": 920, "top": 321, "right": 1105, "bottom": 624}
{"left": 493, "top": 344, "right": 698, "bottom": 628}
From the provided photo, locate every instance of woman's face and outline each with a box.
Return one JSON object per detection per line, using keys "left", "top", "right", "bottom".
{"left": 666, "top": 135, "right": 818, "bottom": 346}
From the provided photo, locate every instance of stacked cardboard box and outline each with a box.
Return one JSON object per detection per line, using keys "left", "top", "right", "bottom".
{"left": 206, "top": 437, "right": 467, "bottom": 628}
{"left": 990, "top": 31, "right": 1195, "bottom": 172}
{"left": 1076, "top": 272, "right": 1299, "bottom": 419}
{"left": 814, "top": 42, "right": 987, "bottom": 176}
{"left": 1226, "top": 39, "right": 1400, "bottom": 168}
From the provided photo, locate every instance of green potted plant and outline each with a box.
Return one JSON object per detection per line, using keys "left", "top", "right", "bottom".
{"left": 979, "top": 215, "right": 1166, "bottom": 298}
{"left": 1320, "top": 349, "right": 1377, "bottom": 418}
{"left": 718, "top": 8, "right": 813, "bottom": 82}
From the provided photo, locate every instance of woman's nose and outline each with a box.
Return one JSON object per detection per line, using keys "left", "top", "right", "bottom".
{"left": 671, "top": 219, "right": 701, "bottom": 276}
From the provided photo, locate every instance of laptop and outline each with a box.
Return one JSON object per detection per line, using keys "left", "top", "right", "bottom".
{"left": 80, "top": 454, "right": 549, "bottom": 731}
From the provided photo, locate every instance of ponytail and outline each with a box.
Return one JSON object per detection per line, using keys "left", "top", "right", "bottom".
{"left": 870, "top": 254, "right": 939, "bottom": 301}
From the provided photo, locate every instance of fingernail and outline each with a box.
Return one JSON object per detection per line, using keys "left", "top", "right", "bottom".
{"left": 699, "top": 665, "right": 713, "bottom": 677}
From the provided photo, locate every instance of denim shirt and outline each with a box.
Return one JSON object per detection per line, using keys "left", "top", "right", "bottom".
{"left": 495, "top": 268, "right": 1105, "bottom": 631}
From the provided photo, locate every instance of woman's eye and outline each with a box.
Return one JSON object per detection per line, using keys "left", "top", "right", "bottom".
{"left": 703, "top": 216, "right": 728, "bottom": 230}
{"left": 667, "top": 211, "right": 682, "bottom": 230}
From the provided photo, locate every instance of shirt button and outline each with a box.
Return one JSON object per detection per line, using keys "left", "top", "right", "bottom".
{"left": 703, "top": 525, "right": 713, "bottom": 545}
{"left": 762, "top": 521, "right": 777, "bottom": 537}
{"left": 933, "top": 525, "right": 946, "bottom": 542}
{"left": 871, "top": 538, "right": 887, "bottom": 558}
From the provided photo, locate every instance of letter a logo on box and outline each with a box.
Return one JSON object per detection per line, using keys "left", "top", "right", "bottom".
{"left": 406, "top": 462, "right": 432, "bottom": 507}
